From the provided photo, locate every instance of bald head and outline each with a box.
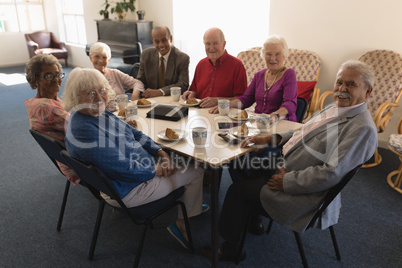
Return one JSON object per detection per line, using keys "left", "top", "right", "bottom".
{"left": 203, "top": 27, "right": 226, "bottom": 65}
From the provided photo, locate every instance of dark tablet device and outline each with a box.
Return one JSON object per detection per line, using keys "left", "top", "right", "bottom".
{"left": 216, "top": 122, "right": 243, "bottom": 130}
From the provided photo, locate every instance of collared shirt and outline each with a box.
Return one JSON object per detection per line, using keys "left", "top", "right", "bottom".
{"left": 282, "top": 102, "right": 365, "bottom": 156}
{"left": 158, "top": 50, "right": 171, "bottom": 95}
{"left": 189, "top": 50, "right": 247, "bottom": 99}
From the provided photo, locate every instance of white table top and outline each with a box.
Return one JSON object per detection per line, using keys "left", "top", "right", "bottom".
{"left": 128, "top": 96, "right": 302, "bottom": 167}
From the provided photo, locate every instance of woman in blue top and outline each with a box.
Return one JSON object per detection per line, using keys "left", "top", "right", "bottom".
{"left": 63, "top": 68, "right": 204, "bottom": 250}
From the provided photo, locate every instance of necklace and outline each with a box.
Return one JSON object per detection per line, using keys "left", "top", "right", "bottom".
{"left": 265, "top": 67, "right": 285, "bottom": 92}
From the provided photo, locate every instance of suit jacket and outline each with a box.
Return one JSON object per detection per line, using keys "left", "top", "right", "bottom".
{"left": 260, "top": 102, "right": 377, "bottom": 233}
{"left": 137, "top": 46, "right": 189, "bottom": 95}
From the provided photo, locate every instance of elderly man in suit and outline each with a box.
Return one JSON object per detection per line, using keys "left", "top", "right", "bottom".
{"left": 132, "top": 26, "right": 189, "bottom": 99}
{"left": 202, "top": 60, "right": 378, "bottom": 262}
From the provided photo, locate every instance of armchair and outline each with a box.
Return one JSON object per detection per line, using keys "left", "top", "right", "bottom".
{"left": 237, "top": 47, "right": 321, "bottom": 122}
{"left": 318, "top": 50, "right": 402, "bottom": 168}
{"left": 25, "top": 31, "right": 68, "bottom": 67}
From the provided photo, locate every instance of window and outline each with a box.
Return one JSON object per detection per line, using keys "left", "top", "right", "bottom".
{"left": 0, "top": 0, "right": 45, "bottom": 33}
{"left": 61, "top": 0, "right": 86, "bottom": 45}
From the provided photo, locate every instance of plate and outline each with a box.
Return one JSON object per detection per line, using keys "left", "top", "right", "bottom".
{"left": 131, "top": 99, "right": 156, "bottom": 108}
{"left": 179, "top": 98, "right": 201, "bottom": 107}
{"left": 157, "top": 129, "right": 188, "bottom": 141}
{"left": 229, "top": 126, "right": 260, "bottom": 138}
{"left": 228, "top": 112, "right": 254, "bottom": 121}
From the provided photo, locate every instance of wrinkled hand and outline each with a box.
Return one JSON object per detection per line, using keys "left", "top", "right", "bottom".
{"left": 199, "top": 97, "right": 218, "bottom": 108}
{"left": 182, "top": 91, "right": 196, "bottom": 100}
{"left": 142, "top": 89, "right": 163, "bottom": 98}
{"left": 267, "top": 166, "right": 287, "bottom": 191}
{"left": 240, "top": 135, "right": 270, "bottom": 149}
{"left": 155, "top": 150, "right": 175, "bottom": 177}
{"left": 126, "top": 120, "right": 137, "bottom": 129}
{"left": 208, "top": 106, "right": 219, "bottom": 114}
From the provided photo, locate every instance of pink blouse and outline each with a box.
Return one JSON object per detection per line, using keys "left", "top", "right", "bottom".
{"left": 25, "top": 97, "right": 80, "bottom": 185}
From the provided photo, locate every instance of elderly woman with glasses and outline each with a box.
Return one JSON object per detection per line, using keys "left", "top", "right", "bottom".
{"left": 25, "top": 54, "right": 80, "bottom": 185}
{"left": 63, "top": 67, "right": 206, "bottom": 250}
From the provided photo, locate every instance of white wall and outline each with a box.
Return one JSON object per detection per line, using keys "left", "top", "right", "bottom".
{"left": 269, "top": 0, "right": 402, "bottom": 147}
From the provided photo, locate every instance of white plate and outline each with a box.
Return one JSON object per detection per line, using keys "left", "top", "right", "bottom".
{"left": 229, "top": 126, "right": 260, "bottom": 138}
{"left": 157, "top": 129, "right": 188, "bottom": 141}
{"left": 131, "top": 99, "right": 156, "bottom": 108}
{"left": 179, "top": 98, "right": 201, "bottom": 107}
{"left": 228, "top": 112, "right": 254, "bottom": 121}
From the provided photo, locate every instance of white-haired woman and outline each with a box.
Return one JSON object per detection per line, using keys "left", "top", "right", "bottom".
{"left": 63, "top": 68, "right": 206, "bottom": 250}
{"left": 89, "top": 42, "right": 144, "bottom": 100}
{"left": 210, "top": 35, "right": 297, "bottom": 122}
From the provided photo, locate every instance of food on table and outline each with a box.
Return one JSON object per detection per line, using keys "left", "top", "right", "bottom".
{"left": 165, "top": 128, "right": 179, "bottom": 139}
{"left": 118, "top": 109, "right": 126, "bottom": 117}
{"left": 137, "top": 98, "right": 151, "bottom": 105}
{"left": 237, "top": 123, "right": 249, "bottom": 136}
{"left": 234, "top": 110, "right": 248, "bottom": 119}
{"left": 186, "top": 98, "right": 198, "bottom": 105}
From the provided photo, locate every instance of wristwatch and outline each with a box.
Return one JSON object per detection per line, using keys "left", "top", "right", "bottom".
{"left": 273, "top": 112, "right": 280, "bottom": 121}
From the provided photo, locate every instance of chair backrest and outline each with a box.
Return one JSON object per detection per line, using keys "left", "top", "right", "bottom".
{"left": 296, "top": 97, "right": 308, "bottom": 123}
{"left": 307, "top": 164, "right": 362, "bottom": 229}
{"left": 237, "top": 47, "right": 266, "bottom": 86}
{"left": 359, "top": 50, "right": 402, "bottom": 118}
{"left": 25, "top": 31, "right": 52, "bottom": 48}
{"left": 29, "top": 129, "right": 68, "bottom": 174}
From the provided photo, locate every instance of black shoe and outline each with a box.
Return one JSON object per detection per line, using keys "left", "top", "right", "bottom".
{"left": 249, "top": 217, "right": 265, "bottom": 235}
{"left": 201, "top": 244, "right": 246, "bottom": 263}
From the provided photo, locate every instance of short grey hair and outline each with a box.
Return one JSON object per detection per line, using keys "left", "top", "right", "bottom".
{"left": 62, "top": 68, "right": 112, "bottom": 111}
{"left": 337, "top": 60, "right": 374, "bottom": 90}
{"left": 89, "top": 42, "right": 111, "bottom": 59}
{"left": 261, "top": 35, "right": 289, "bottom": 58}
{"left": 25, "top": 54, "right": 62, "bottom": 90}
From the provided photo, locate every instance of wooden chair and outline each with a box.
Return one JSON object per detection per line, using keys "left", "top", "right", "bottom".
{"left": 237, "top": 47, "right": 321, "bottom": 122}
{"left": 236, "top": 165, "right": 362, "bottom": 267}
{"left": 387, "top": 117, "right": 402, "bottom": 194}
{"left": 318, "top": 50, "right": 402, "bottom": 168}
{"left": 25, "top": 31, "right": 68, "bottom": 67}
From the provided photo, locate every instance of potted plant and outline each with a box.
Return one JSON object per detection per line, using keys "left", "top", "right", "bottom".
{"left": 111, "top": 0, "right": 136, "bottom": 21}
{"left": 137, "top": 10, "right": 145, "bottom": 20}
{"left": 99, "top": 0, "right": 111, "bottom": 20}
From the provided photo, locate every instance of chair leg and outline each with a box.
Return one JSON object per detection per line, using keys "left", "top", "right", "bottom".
{"left": 133, "top": 223, "right": 149, "bottom": 268}
{"left": 179, "top": 201, "right": 194, "bottom": 254}
{"left": 266, "top": 219, "right": 273, "bottom": 234}
{"left": 57, "top": 180, "right": 71, "bottom": 231}
{"left": 236, "top": 213, "right": 251, "bottom": 264}
{"left": 329, "top": 226, "right": 341, "bottom": 260}
{"left": 294, "top": 232, "right": 308, "bottom": 268}
{"left": 89, "top": 200, "right": 105, "bottom": 260}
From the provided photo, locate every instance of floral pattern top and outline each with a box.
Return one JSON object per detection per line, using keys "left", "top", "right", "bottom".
{"left": 25, "top": 97, "right": 80, "bottom": 185}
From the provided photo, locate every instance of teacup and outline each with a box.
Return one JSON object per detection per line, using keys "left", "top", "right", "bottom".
{"left": 192, "top": 127, "right": 207, "bottom": 148}
{"left": 125, "top": 104, "right": 138, "bottom": 118}
{"left": 256, "top": 114, "right": 271, "bottom": 132}
{"left": 170, "top": 87, "right": 181, "bottom": 101}
{"left": 116, "top": 94, "right": 129, "bottom": 109}
{"left": 218, "top": 99, "right": 230, "bottom": 116}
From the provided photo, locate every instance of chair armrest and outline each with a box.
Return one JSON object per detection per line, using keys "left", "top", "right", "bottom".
{"left": 50, "top": 32, "right": 66, "bottom": 49}
{"left": 304, "top": 87, "right": 321, "bottom": 122}
{"left": 318, "top": 91, "right": 334, "bottom": 111}
{"left": 26, "top": 40, "right": 39, "bottom": 49}
{"left": 373, "top": 101, "right": 400, "bottom": 133}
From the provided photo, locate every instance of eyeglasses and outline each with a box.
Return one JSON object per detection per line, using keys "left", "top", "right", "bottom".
{"left": 38, "top": 72, "right": 65, "bottom": 81}
{"left": 82, "top": 88, "right": 108, "bottom": 100}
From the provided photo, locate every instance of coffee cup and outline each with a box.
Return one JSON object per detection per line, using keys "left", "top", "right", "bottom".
{"left": 256, "top": 114, "right": 271, "bottom": 132}
{"left": 170, "top": 87, "right": 181, "bottom": 101}
{"left": 116, "top": 94, "right": 129, "bottom": 109}
{"left": 218, "top": 99, "right": 230, "bottom": 116}
{"left": 192, "top": 127, "right": 207, "bottom": 148}
{"left": 125, "top": 104, "right": 138, "bottom": 118}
